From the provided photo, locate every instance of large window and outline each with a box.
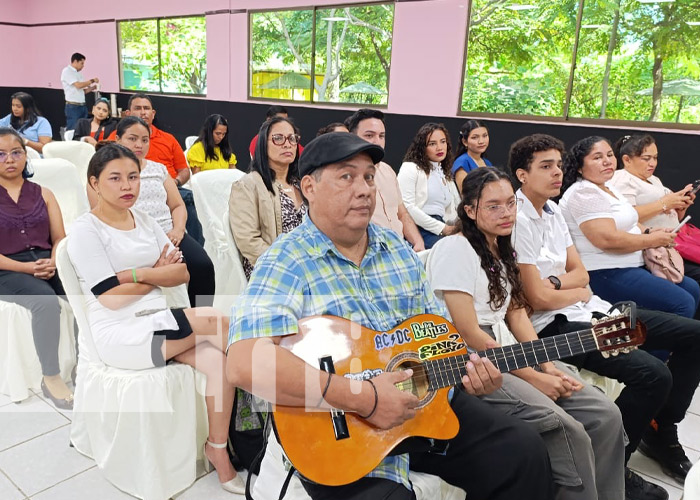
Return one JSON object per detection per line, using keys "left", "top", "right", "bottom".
{"left": 250, "top": 3, "right": 394, "bottom": 105}
{"left": 461, "top": 0, "right": 700, "bottom": 124}
{"left": 118, "top": 16, "right": 207, "bottom": 95}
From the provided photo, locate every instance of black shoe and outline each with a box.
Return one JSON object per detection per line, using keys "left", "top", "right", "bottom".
{"left": 625, "top": 468, "right": 668, "bottom": 500}
{"left": 638, "top": 424, "right": 692, "bottom": 483}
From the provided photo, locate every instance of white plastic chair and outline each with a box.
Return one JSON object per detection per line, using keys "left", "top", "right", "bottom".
{"left": 55, "top": 239, "right": 208, "bottom": 500}
{"left": 25, "top": 146, "right": 41, "bottom": 160}
{"left": 686, "top": 460, "right": 700, "bottom": 499}
{"left": 0, "top": 160, "right": 87, "bottom": 402}
{"left": 416, "top": 249, "right": 431, "bottom": 267}
{"left": 42, "top": 141, "right": 95, "bottom": 189}
{"left": 190, "top": 169, "right": 247, "bottom": 311}
{"left": 185, "top": 135, "right": 198, "bottom": 149}
{"left": 63, "top": 129, "right": 75, "bottom": 141}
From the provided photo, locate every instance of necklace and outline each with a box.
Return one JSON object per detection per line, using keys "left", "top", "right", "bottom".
{"left": 276, "top": 182, "right": 293, "bottom": 193}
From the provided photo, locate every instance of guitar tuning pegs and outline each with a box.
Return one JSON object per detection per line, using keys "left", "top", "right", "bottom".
{"left": 611, "top": 350, "right": 620, "bottom": 357}
{"left": 601, "top": 351, "right": 610, "bottom": 359}
{"left": 591, "top": 318, "right": 598, "bottom": 325}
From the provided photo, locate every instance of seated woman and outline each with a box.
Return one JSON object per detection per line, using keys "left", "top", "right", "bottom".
{"left": 0, "top": 127, "right": 73, "bottom": 409}
{"left": 426, "top": 167, "right": 625, "bottom": 500}
{"left": 229, "top": 116, "right": 305, "bottom": 279}
{"left": 559, "top": 136, "right": 700, "bottom": 318}
{"left": 609, "top": 134, "right": 700, "bottom": 294}
{"left": 72, "top": 97, "right": 118, "bottom": 145}
{"left": 397, "top": 123, "right": 459, "bottom": 249}
{"left": 316, "top": 122, "right": 348, "bottom": 136}
{"left": 87, "top": 117, "right": 215, "bottom": 308}
{"left": 68, "top": 143, "right": 243, "bottom": 494}
{"left": 452, "top": 120, "right": 492, "bottom": 193}
{"left": 187, "top": 114, "right": 237, "bottom": 175}
{"left": 0, "top": 92, "right": 52, "bottom": 154}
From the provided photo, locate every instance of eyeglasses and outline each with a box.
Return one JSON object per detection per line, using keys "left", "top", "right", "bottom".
{"left": 638, "top": 155, "right": 658, "bottom": 163}
{"left": 477, "top": 198, "right": 523, "bottom": 218}
{"left": 0, "top": 150, "right": 26, "bottom": 163}
{"left": 270, "top": 134, "right": 300, "bottom": 146}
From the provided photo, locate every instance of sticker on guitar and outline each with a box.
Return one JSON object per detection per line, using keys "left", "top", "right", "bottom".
{"left": 418, "top": 333, "right": 466, "bottom": 360}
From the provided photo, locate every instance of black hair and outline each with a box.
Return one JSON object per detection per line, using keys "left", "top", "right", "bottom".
{"left": 9, "top": 92, "right": 42, "bottom": 132}
{"left": 0, "top": 127, "right": 32, "bottom": 179}
{"left": 127, "top": 93, "right": 153, "bottom": 110}
{"left": 316, "top": 122, "right": 348, "bottom": 137}
{"left": 89, "top": 142, "right": 141, "bottom": 184}
{"left": 196, "top": 114, "right": 233, "bottom": 163}
{"left": 613, "top": 134, "right": 655, "bottom": 169}
{"left": 115, "top": 116, "right": 150, "bottom": 138}
{"left": 561, "top": 136, "right": 612, "bottom": 195}
{"left": 91, "top": 97, "right": 112, "bottom": 123}
{"left": 457, "top": 167, "right": 528, "bottom": 312}
{"left": 344, "top": 108, "right": 385, "bottom": 134}
{"left": 403, "top": 122, "right": 453, "bottom": 179}
{"left": 71, "top": 53, "right": 86, "bottom": 62}
{"left": 266, "top": 105, "right": 288, "bottom": 120}
{"left": 250, "top": 116, "right": 300, "bottom": 193}
{"left": 455, "top": 120, "right": 489, "bottom": 159}
{"left": 508, "top": 134, "right": 565, "bottom": 177}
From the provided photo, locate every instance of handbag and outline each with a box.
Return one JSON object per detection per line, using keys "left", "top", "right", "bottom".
{"left": 643, "top": 245, "right": 685, "bottom": 283}
{"left": 675, "top": 223, "right": 700, "bottom": 265}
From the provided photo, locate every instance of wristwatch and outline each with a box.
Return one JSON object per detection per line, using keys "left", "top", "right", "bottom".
{"left": 547, "top": 275, "right": 562, "bottom": 290}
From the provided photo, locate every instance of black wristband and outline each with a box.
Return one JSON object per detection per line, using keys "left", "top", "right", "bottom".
{"left": 316, "top": 372, "right": 332, "bottom": 407}
{"left": 357, "top": 379, "right": 378, "bottom": 420}
{"left": 644, "top": 228, "right": 651, "bottom": 234}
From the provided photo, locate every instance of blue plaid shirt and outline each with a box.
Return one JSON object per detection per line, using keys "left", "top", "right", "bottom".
{"left": 229, "top": 216, "right": 446, "bottom": 489}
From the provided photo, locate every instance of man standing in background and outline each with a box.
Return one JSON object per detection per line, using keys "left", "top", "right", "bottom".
{"left": 61, "top": 52, "right": 99, "bottom": 130}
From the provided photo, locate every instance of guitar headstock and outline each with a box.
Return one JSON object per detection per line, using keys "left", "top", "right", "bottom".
{"left": 591, "top": 312, "right": 646, "bottom": 358}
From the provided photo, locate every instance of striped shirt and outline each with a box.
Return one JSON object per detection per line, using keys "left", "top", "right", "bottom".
{"left": 229, "top": 216, "right": 446, "bottom": 488}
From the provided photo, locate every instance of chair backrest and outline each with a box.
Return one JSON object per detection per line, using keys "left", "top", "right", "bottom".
{"left": 30, "top": 158, "right": 90, "bottom": 231}
{"left": 64, "top": 129, "right": 75, "bottom": 141}
{"left": 42, "top": 141, "right": 95, "bottom": 188}
{"left": 185, "top": 136, "right": 197, "bottom": 149}
{"left": 416, "top": 249, "right": 431, "bottom": 267}
{"left": 26, "top": 147, "right": 41, "bottom": 160}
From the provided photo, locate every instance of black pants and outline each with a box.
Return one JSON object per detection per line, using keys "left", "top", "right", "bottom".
{"left": 178, "top": 187, "right": 204, "bottom": 246}
{"left": 0, "top": 249, "right": 66, "bottom": 376}
{"left": 179, "top": 233, "right": 215, "bottom": 307}
{"left": 302, "top": 388, "right": 554, "bottom": 500}
{"left": 539, "top": 308, "right": 700, "bottom": 463}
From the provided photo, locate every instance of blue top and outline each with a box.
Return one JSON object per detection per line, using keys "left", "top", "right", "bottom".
{"left": 229, "top": 216, "right": 446, "bottom": 489}
{"left": 451, "top": 153, "right": 492, "bottom": 175}
{"left": 0, "top": 114, "right": 53, "bottom": 142}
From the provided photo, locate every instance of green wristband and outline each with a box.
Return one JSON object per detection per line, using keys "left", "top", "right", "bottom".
{"left": 132, "top": 269, "right": 138, "bottom": 283}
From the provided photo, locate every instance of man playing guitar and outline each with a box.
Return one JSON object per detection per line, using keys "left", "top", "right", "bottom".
{"left": 226, "top": 132, "right": 554, "bottom": 500}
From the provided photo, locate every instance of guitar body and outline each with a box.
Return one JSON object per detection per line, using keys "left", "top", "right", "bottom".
{"left": 275, "top": 314, "right": 464, "bottom": 486}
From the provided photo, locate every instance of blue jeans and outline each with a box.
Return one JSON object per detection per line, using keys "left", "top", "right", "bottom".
{"left": 418, "top": 215, "right": 444, "bottom": 250}
{"left": 178, "top": 187, "right": 204, "bottom": 246}
{"left": 64, "top": 103, "right": 87, "bottom": 130}
{"left": 589, "top": 266, "right": 700, "bottom": 318}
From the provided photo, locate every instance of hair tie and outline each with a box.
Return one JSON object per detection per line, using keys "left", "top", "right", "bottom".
{"left": 622, "top": 135, "right": 631, "bottom": 143}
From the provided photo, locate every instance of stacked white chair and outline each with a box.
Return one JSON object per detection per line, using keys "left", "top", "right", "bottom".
{"left": 55, "top": 239, "right": 209, "bottom": 500}
{"left": 686, "top": 460, "right": 700, "bottom": 500}
{"left": 190, "top": 169, "right": 247, "bottom": 311}
{"left": 63, "top": 129, "right": 75, "bottom": 141}
{"left": 0, "top": 159, "right": 88, "bottom": 402}
{"left": 25, "top": 146, "right": 41, "bottom": 160}
{"left": 42, "top": 141, "right": 96, "bottom": 188}
{"left": 185, "top": 135, "right": 198, "bottom": 150}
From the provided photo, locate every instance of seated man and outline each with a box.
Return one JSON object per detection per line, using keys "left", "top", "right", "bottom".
{"left": 227, "top": 132, "right": 554, "bottom": 500}
{"left": 107, "top": 94, "right": 204, "bottom": 244}
{"left": 345, "top": 109, "right": 425, "bottom": 251}
{"left": 510, "top": 134, "right": 700, "bottom": 499}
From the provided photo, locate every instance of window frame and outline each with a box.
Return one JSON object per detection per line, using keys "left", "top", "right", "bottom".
{"left": 117, "top": 14, "right": 208, "bottom": 97}
{"left": 247, "top": 1, "right": 395, "bottom": 108}
{"left": 456, "top": 0, "right": 700, "bottom": 131}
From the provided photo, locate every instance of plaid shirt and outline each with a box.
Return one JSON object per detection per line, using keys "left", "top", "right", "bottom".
{"left": 229, "top": 216, "right": 446, "bottom": 489}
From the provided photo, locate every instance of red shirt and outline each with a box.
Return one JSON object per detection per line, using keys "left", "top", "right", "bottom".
{"left": 107, "top": 125, "right": 188, "bottom": 179}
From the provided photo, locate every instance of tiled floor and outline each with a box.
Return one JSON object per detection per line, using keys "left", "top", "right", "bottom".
{"left": 1, "top": 387, "right": 698, "bottom": 499}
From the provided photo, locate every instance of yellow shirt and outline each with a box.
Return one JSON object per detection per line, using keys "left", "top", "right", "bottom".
{"left": 186, "top": 141, "right": 237, "bottom": 171}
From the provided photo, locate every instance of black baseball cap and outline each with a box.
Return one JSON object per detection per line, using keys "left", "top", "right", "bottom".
{"left": 298, "top": 132, "right": 384, "bottom": 178}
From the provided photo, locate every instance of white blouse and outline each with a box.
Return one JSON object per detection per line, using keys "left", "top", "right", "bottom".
{"left": 559, "top": 180, "right": 644, "bottom": 271}
{"left": 133, "top": 160, "right": 174, "bottom": 233}
{"left": 609, "top": 168, "right": 677, "bottom": 229}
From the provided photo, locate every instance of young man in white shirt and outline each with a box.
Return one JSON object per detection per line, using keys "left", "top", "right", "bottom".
{"left": 510, "top": 134, "right": 700, "bottom": 500}
{"left": 60, "top": 52, "right": 99, "bottom": 130}
{"left": 345, "top": 109, "right": 425, "bottom": 251}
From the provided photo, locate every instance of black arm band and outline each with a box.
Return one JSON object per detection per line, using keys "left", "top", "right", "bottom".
{"left": 91, "top": 275, "right": 120, "bottom": 296}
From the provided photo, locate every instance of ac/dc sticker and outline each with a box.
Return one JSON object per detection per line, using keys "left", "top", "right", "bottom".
{"left": 374, "top": 328, "right": 412, "bottom": 350}
{"left": 418, "top": 333, "right": 466, "bottom": 360}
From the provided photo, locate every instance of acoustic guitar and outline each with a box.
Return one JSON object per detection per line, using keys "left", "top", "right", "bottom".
{"left": 275, "top": 311, "right": 645, "bottom": 486}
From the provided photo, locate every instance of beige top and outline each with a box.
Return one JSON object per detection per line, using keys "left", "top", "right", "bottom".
{"left": 371, "top": 161, "right": 404, "bottom": 236}
{"left": 609, "top": 168, "right": 677, "bottom": 229}
{"left": 228, "top": 171, "right": 283, "bottom": 266}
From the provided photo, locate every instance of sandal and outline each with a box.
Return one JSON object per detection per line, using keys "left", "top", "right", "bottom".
{"left": 204, "top": 440, "right": 245, "bottom": 494}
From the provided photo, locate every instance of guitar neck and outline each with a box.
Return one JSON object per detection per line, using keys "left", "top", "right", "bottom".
{"left": 425, "top": 329, "right": 597, "bottom": 391}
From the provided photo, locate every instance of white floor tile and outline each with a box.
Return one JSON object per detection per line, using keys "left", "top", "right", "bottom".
{"left": 680, "top": 412, "right": 700, "bottom": 452}
{"left": 30, "top": 467, "right": 133, "bottom": 500}
{"left": 0, "top": 470, "right": 25, "bottom": 500}
{"left": 0, "top": 396, "right": 68, "bottom": 452}
{"left": 0, "top": 426, "right": 93, "bottom": 497}
{"left": 175, "top": 470, "right": 248, "bottom": 500}
{"left": 31, "top": 389, "right": 72, "bottom": 421}
{"left": 0, "top": 393, "right": 14, "bottom": 408}
{"left": 689, "top": 386, "right": 700, "bottom": 416}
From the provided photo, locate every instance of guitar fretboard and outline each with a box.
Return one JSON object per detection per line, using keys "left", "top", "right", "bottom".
{"left": 424, "top": 330, "right": 597, "bottom": 391}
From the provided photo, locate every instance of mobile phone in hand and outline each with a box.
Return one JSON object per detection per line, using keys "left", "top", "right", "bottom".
{"left": 673, "top": 215, "right": 691, "bottom": 233}
{"left": 689, "top": 180, "right": 700, "bottom": 196}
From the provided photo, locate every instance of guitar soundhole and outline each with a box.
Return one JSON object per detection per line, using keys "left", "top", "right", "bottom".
{"left": 390, "top": 359, "right": 435, "bottom": 409}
